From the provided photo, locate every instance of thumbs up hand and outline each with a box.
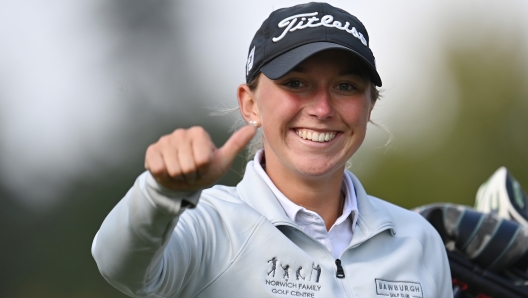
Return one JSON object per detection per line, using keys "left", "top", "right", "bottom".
{"left": 145, "top": 125, "right": 257, "bottom": 192}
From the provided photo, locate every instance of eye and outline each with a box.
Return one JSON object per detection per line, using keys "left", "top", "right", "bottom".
{"left": 283, "top": 80, "right": 305, "bottom": 88}
{"left": 337, "top": 83, "right": 355, "bottom": 91}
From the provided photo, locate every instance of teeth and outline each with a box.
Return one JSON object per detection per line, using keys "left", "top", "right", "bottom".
{"left": 295, "top": 129, "right": 337, "bottom": 143}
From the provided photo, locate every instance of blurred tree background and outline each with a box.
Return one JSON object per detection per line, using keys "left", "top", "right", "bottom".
{"left": 0, "top": 0, "right": 527, "bottom": 297}
{"left": 354, "top": 21, "right": 528, "bottom": 208}
{"left": 0, "top": 1, "right": 247, "bottom": 297}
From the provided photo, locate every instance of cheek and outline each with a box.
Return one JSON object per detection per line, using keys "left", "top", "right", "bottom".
{"left": 258, "top": 91, "right": 301, "bottom": 122}
{"left": 255, "top": 87, "right": 276, "bottom": 115}
{"left": 343, "top": 100, "right": 372, "bottom": 125}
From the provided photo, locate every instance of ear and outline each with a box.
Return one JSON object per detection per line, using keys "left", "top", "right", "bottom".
{"left": 237, "top": 83, "right": 260, "bottom": 124}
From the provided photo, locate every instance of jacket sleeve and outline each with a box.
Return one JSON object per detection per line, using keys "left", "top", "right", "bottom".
{"left": 91, "top": 171, "right": 201, "bottom": 297}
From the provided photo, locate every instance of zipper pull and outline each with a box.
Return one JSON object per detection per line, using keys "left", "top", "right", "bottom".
{"left": 335, "top": 259, "right": 345, "bottom": 278}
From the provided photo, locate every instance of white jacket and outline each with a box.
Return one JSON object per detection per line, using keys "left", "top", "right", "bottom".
{"left": 92, "top": 162, "right": 452, "bottom": 298}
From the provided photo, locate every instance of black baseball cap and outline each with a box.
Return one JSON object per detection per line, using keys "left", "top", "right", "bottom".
{"left": 245, "top": 2, "right": 382, "bottom": 87}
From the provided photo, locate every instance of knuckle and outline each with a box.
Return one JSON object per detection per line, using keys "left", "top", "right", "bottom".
{"left": 149, "top": 164, "right": 166, "bottom": 177}
{"left": 194, "top": 160, "right": 207, "bottom": 170}
{"left": 150, "top": 167, "right": 163, "bottom": 177}
{"left": 171, "top": 128, "right": 187, "bottom": 137}
{"left": 145, "top": 147, "right": 159, "bottom": 164}
{"left": 146, "top": 143, "right": 159, "bottom": 153}
{"left": 166, "top": 166, "right": 181, "bottom": 178}
{"left": 190, "top": 126, "right": 209, "bottom": 138}
{"left": 188, "top": 126, "right": 203, "bottom": 133}
{"left": 179, "top": 164, "right": 196, "bottom": 176}
{"left": 194, "top": 154, "right": 212, "bottom": 168}
{"left": 157, "top": 135, "right": 172, "bottom": 146}
{"left": 161, "top": 129, "right": 185, "bottom": 145}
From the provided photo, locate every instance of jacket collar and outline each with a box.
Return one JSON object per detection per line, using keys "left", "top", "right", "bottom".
{"left": 346, "top": 172, "right": 396, "bottom": 246}
{"left": 236, "top": 161, "right": 396, "bottom": 239}
{"left": 237, "top": 161, "right": 294, "bottom": 226}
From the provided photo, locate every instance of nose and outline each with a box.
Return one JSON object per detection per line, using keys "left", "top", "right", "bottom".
{"left": 307, "top": 88, "right": 335, "bottom": 120}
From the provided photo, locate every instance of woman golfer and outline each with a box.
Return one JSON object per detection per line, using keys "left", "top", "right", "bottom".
{"left": 92, "top": 2, "right": 452, "bottom": 297}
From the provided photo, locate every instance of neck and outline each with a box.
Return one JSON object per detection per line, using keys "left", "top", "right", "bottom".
{"left": 263, "top": 155, "right": 345, "bottom": 231}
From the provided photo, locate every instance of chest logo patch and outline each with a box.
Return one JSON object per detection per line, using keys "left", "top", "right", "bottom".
{"left": 266, "top": 257, "right": 323, "bottom": 297}
{"left": 375, "top": 279, "right": 423, "bottom": 298}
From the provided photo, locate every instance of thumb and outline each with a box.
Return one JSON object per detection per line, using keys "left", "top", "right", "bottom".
{"left": 215, "top": 125, "right": 257, "bottom": 170}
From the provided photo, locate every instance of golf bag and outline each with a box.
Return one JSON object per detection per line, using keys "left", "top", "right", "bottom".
{"left": 416, "top": 204, "right": 528, "bottom": 297}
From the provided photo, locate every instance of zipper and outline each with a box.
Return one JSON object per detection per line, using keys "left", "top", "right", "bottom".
{"left": 335, "top": 259, "right": 345, "bottom": 278}
{"left": 274, "top": 220, "right": 393, "bottom": 298}
{"left": 277, "top": 223, "right": 348, "bottom": 279}
{"left": 277, "top": 222, "right": 392, "bottom": 272}
{"left": 334, "top": 226, "right": 392, "bottom": 281}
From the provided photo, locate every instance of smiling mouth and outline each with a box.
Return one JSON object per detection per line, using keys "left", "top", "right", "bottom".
{"left": 294, "top": 129, "right": 337, "bottom": 143}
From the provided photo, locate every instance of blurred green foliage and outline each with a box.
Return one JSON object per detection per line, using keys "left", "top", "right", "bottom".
{"left": 355, "top": 29, "right": 528, "bottom": 209}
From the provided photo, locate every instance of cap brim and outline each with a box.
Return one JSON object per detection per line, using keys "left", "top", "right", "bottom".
{"left": 260, "top": 42, "right": 382, "bottom": 87}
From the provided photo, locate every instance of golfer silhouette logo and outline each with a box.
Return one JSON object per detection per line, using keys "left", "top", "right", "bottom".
{"left": 267, "top": 257, "right": 277, "bottom": 277}
{"left": 296, "top": 266, "right": 305, "bottom": 280}
{"left": 280, "top": 264, "right": 290, "bottom": 279}
{"left": 310, "top": 263, "right": 321, "bottom": 283}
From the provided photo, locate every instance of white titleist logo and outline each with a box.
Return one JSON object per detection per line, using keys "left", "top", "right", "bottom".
{"left": 246, "top": 46, "right": 255, "bottom": 76}
{"left": 272, "top": 12, "right": 367, "bottom": 46}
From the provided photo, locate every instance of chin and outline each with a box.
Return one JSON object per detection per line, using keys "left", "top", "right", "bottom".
{"left": 293, "top": 159, "right": 346, "bottom": 178}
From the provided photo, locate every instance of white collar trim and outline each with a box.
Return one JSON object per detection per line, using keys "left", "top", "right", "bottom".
{"left": 252, "top": 150, "right": 358, "bottom": 230}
